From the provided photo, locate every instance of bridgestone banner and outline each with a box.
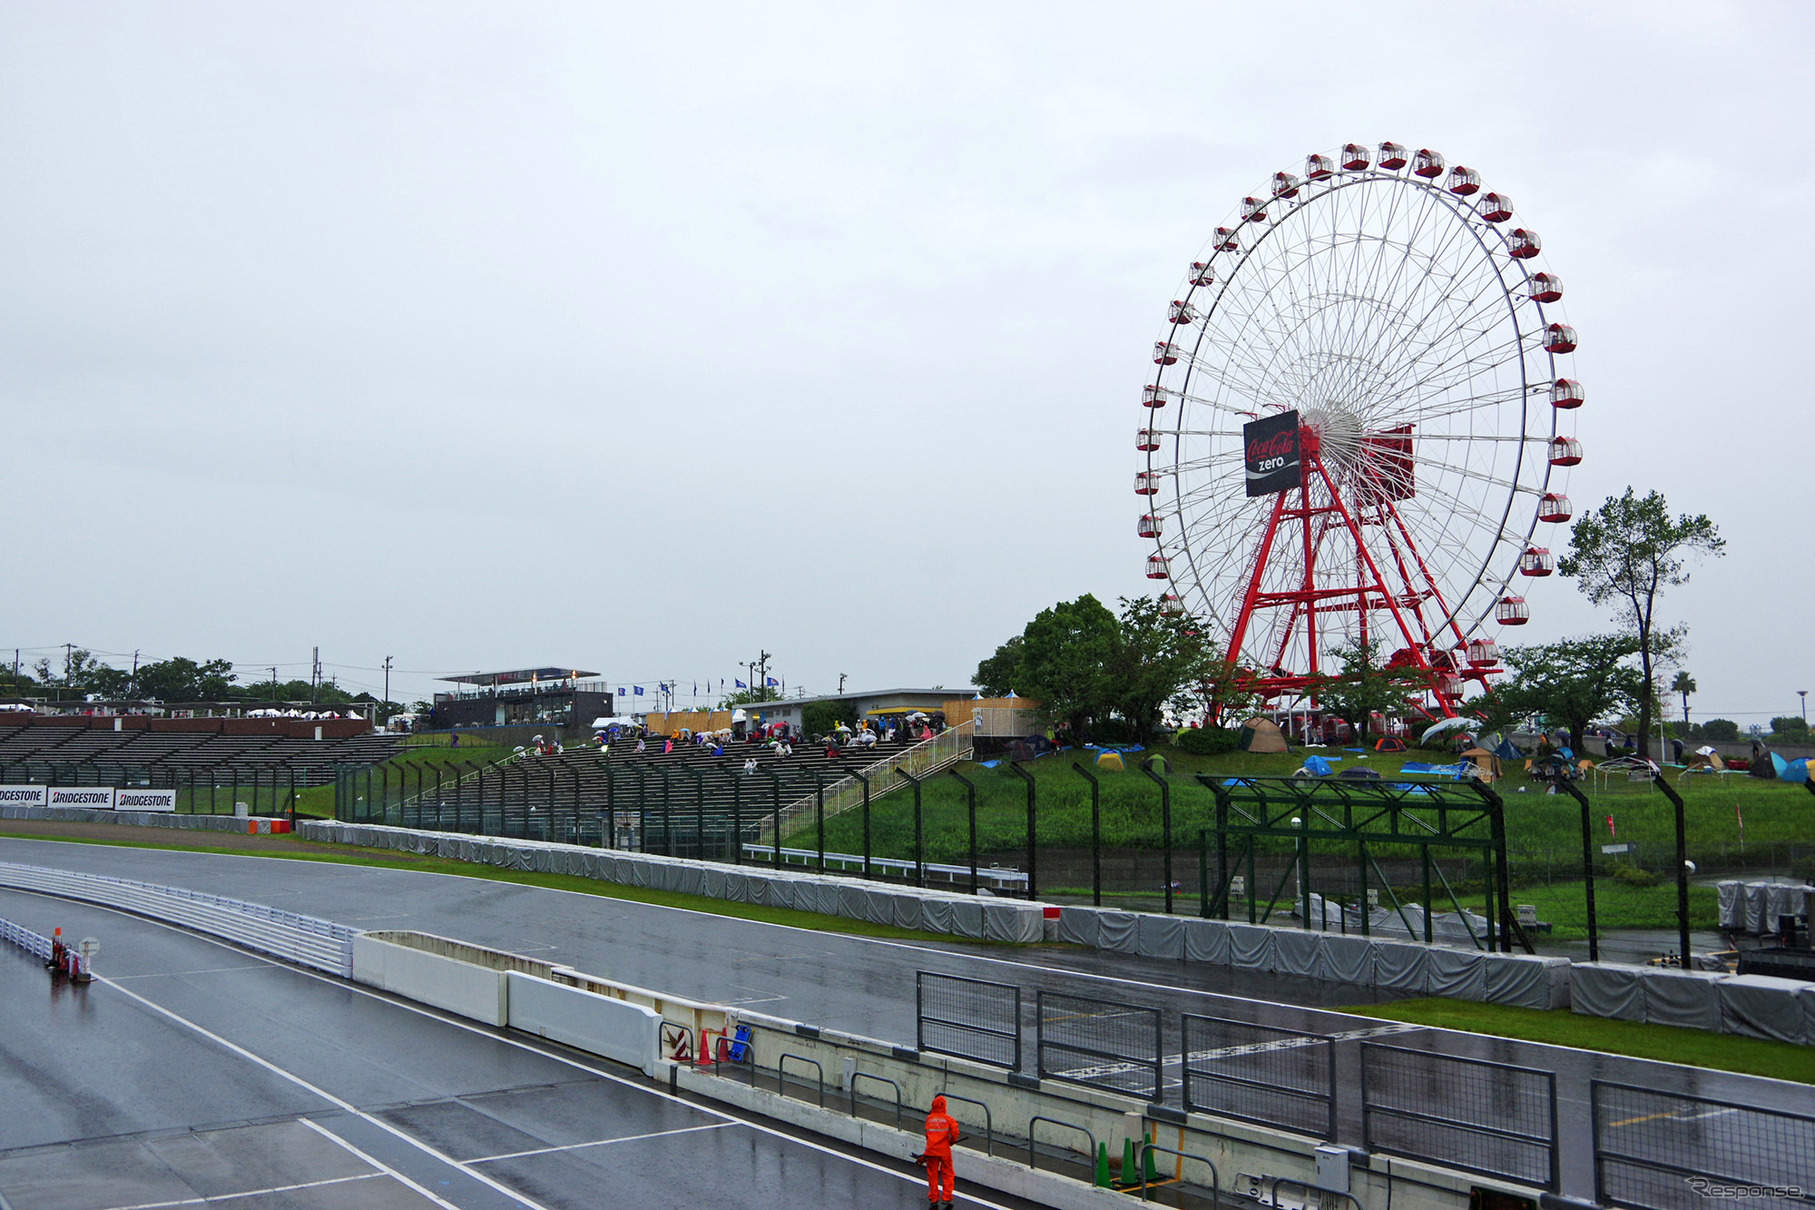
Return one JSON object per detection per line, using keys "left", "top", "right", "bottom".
{"left": 1244, "top": 409, "right": 1302, "bottom": 497}
{"left": 0, "top": 785, "right": 49, "bottom": 807}
{"left": 47, "top": 787, "right": 116, "bottom": 809}
{"left": 114, "top": 789, "right": 177, "bottom": 812}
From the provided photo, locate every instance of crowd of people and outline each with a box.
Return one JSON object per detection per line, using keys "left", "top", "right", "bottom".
{"left": 581, "top": 711, "right": 949, "bottom": 769}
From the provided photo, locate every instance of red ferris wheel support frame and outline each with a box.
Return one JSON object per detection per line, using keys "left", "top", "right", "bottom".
{"left": 1218, "top": 425, "right": 1487, "bottom": 719}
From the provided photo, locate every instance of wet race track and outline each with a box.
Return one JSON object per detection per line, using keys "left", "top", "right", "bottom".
{"left": 2, "top": 836, "right": 1811, "bottom": 1206}
{"left": 0, "top": 888, "right": 1044, "bottom": 1210}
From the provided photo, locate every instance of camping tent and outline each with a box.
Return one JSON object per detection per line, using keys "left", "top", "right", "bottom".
{"left": 1094, "top": 750, "right": 1125, "bottom": 772}
{"left": 1238, "top": 717, "right": 1289, "bottom": 754}
{"left": 1748, "top": 748, "right": 1776, "bottom": 779}
{"left": 1460, "top": 747, "right": 1502, "bottom": 782}
{"left": 1373, "top": 736, "right": 1406, "bottom": 753}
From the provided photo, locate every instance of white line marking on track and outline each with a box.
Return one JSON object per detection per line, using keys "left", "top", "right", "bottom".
{"left": 92, "top": 974, "right": 555, "bottom": 1210}
{"left": 296, "top": 1117, "right": 468, "bottom": 1210}
{"left": 466, "top": 1121, "right": 735, "bottom": 1163}
{"left": 109, "top": 964, "right": 271, "bottom": 980}
{"left": 95, "top": 1171, "right": 379, "bottom": 1210}
{"left": 36, "top": 894, "right": 1026, "bottom": 1210}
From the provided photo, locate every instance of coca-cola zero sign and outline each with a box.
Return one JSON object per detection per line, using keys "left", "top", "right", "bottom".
{"left": 1244, "top": 410, "right": 1302, "bottom": 497}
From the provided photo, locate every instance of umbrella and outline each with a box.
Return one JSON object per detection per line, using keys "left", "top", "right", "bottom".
{"left": 1421, "top": 717, "right": 1475, "bottom": 745}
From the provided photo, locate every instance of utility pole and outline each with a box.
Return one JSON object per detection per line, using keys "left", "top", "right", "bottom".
{"left": 382, "top": 656, "right": 393, "bottom": 725}
{"left": 270, "top": 667, "right": 279, "bottom": 705}
{"left": 838, "top": 673, "right": 847, "bottom": 694}
{"left": 130, "top": 650, "right": 140, "bottom": 699}
{"left": 310, "top": 647, "right": 321, "bottom": 706}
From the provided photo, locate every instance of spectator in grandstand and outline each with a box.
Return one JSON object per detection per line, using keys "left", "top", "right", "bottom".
{"left": 742, "top": 755, "right": 758, "bottom": 774}
{"left": 776, "top": 739, "right": 793, "bottom": 757}
{"left": 635, "top": 737, "right": 647, "bottom": 754}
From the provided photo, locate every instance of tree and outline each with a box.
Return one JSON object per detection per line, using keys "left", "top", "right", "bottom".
{"left": 1107, "top": 596, "right": 1220, "bottom": 744}
{"left": 973, "top": 636, "right": 1023, "bottom": 697}
{"left": 1310, "top": 640, "right": 1423, "bottom": 741}
{"left": 33, "top": 649, "right": 128, "bottom": 698}
{"left": 1702, "top": 718, "right": 1739, "bottom": 742}
{"left": 1009, "top": 594, "right": 1120, "bottom": 738}
{"left": 1770, "top": 716, "right": 1810, "bottom": 742}
{"left": 801, "top": 698, "right": 857, "bottom": 738}
{"left": 133, "top": 656, "right": 237, "bottom": 701}
{"left": 1560, "top": 488, "right": 1724, "bottom": 759}
{"left": 1670, "top": 670, "right": 1696, "bottom": 731}
{"left": 1491, "top": 634, "right": 1646, "bottom": 753}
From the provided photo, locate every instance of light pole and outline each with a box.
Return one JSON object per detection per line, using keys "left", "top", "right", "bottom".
{"left": 1800, "top": 690, "right": 1808, "bottom": 730}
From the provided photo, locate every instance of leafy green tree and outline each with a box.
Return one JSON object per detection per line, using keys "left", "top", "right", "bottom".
{"left": 133, "top": 657, "right": 237, "bottom": 701}
{"left": 1770, "top": 716, "right": 1810, "bottom": 742}
{"left": 1560, "top": 488, "right": 1723, "bottom": 759}
{"left": 1107, "top": 596, "right": 1220, "bottom": 744}
{"left": 1012, "top": 594, "right": 1120, "bottom": 738}
{"left": 1309, "top": 640, "right": 1423, "bottom": 741}
{"left": 801, "top": 698, "right": 857, "bottom": 738}
{"left": 1702, "top": 718, "right": 1740, "bottom": 742}
{"left": 973, "top": 636, "right": 1023, "bottom": 697}
{"left": 32, "top": 649, "right": 128, "bottom": 698}
{"left": 1490, "top": 633, "right": 1646, "bottom": 753}
{"left": 717, "top": 686, "right": 782, "bottom": 708}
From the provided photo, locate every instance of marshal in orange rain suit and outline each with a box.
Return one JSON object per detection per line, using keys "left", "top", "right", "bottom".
{"left": 916, "top": 1095, "right": 962, "bottom": 1207}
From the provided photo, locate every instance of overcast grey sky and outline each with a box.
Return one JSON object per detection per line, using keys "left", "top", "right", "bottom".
{"left": 2, "top": 2, "right": 1808, "bottom": 724}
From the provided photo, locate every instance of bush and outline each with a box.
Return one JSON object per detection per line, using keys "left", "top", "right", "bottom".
{"left": 1175, "top": 726, "right": 1242, "bottom": 755}
{"left": 1608, "top": 863, "right": 1659, "bottom": 888}
{"left": 1090, "top": 718, "right": 1132, "bottom": 744}
{"left": 1703, "top": 718, "right": 1740, "bottom": 741}
{"left": 801, "top": 699, "right": 856, "bottom": 738}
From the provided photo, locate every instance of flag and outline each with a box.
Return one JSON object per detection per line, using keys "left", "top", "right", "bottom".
{"left": 692, "top": 682, "right": 698, "bottom": 695}
{"left": 766, "top": 677, "right": 778, "bottom": 687}
{"left": 1605, "top": 815, "right": 1616, "bottom": 839}
{"left": 735, "top": 679, "right": 746, "bottom": 688}
{"left": 634, "top": 686, "right": 645, "bottom": 696}
{"left": 659, "top": 682, "right": 669, "bottom": 693}
{"left": 617, "top": 687, "right": 626, "bottom": 697}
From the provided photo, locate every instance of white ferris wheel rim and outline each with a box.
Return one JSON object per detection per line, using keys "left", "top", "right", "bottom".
{"left": 1141, "top": 143, "right": 1578, "bottom": 691}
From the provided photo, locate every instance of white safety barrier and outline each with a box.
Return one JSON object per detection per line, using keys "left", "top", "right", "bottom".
{"left": 0, "top": 914, "right": 55, "bottom": 960}
{"left": 0, "top": 861, "right": 355, "bottom": 977}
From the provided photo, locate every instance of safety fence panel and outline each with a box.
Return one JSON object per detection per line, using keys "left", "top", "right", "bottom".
{"left": 1035, "top": 990, "right": 1162, "bottom": 1101}
{"left": 1181, "top": 1014, "right": 1336, "bottom": 1139}
{"left": 1592, "top": 1081, "right": 1815, "bottom": 1210}
{"left": 0, "top": 915, "right": 54, "bottom": 960}
{"left": 1361, "top": 1042, "right": 1557, "bottom": 1189}
{"left": 916, "top": 971, "right": 1020, "bottom": 1069}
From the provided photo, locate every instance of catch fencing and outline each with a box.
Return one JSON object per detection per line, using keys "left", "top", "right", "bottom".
{"left": 916, "top": 971, "right": 1020, "bottom": 1069}
{"left": 1035, "top": 989, "right": 1163, "bottom": 1101}
{"left": 1181, "top": 1013, "right": 1336, "bottom": 1139}
{"left": 1361, "top": 1042, "right": 1558, "bottom": 1189}
{"left": 1591, "top": 1082, "right": 1815, "bottom": 1210}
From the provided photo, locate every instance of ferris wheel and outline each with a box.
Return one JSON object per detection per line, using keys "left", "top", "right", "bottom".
{"left": 1137, "top": 142, "right": 1581, "bottom": 718}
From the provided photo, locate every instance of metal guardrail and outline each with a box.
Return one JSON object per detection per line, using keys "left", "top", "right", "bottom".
{"left": 777, "top": 1053, "right": 826, "bottom": 1108}
{"left": 0, "top": 861, "right": 356, "bottom": 977}
{"left": 1181, "top": 1013, "right": 1336, "bottom": 1140}
{"left": 918, "top": 971, "right": 1021, "bottom": 1070}
{"left": 1141, "top": 1142, "right": 1219, "bottom": 1206}
{"left": 850, "top": 1071, "right": 903, "bottom": 1129}
{"left": 1028, "top": 1114, "right": 1096, "bottom": 1175}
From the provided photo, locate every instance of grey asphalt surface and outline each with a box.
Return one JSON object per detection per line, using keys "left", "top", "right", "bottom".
{"left": 0, "top": 886, "right": 1039, "bottom": 1210}
{"left": 3, "top": 837, "right": 1812, "bottom": 1202}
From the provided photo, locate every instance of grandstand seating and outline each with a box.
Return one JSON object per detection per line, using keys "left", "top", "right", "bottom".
{"left": 0, "top": 723, "right": 402, "bottom": 788}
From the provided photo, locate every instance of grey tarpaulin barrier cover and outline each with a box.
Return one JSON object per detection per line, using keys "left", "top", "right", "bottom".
{"left": 1228, "top": 923, "right": 1278, "bottom": 971}
{"left": 1425, "top": 946, "right": 1486, "bottom": 1000}
{"left": 1134, "top": 913, "right": 1183, "bottom": 961}
{"left": 1182, "top": 918, "right": 1231, "bottom": 965}
{"left": 1717, "top": 880, "right": 1742, "bottom": 929}
{"left": 1717, "top": 974, "right": 1808, "bottom": 1043}
{"left": 1483, "top": 953, "right": 1571, "bottom": 1010}
{"left": 1316, "top": 934, "right": 1374, "bottom": 986}
{"left": 1274, "top": 928, "right": 1320, "bottom": 978}
{"left": 1057, "top": 907, "right": 1100, "bottom": 948}
{"left": 1097, "top": 911, "right": 1139, "bottom": 955}
{"left": 298, "top": 822, "right": 1041, "bottom": 943}
{"left": 1571, "top": 963, "right": 1646, "bottom": 1021}
{"left": 1372, "top": 940, "right": 1431, "bottom": 992}
{"left": 1639, "top": 966, "right": 1725, "bottom": 1032}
